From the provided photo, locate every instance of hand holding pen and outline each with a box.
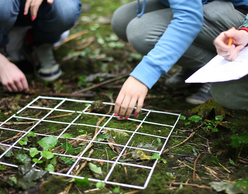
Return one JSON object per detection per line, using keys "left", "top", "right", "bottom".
{"left": 214, "top": 27, "right": 248, "bottom": 61}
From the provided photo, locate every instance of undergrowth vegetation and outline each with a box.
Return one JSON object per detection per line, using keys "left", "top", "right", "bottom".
{"left": 0, "top": 0, "right": 248, "bottom": 193}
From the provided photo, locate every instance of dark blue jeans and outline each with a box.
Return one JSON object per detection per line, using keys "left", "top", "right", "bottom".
{"left": 0, "top": 0, "right": 82, "bottom": 46}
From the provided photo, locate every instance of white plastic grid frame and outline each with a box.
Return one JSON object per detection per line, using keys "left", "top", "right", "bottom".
{"left": 0, "top": 96, "right": 180, "bottom": 189}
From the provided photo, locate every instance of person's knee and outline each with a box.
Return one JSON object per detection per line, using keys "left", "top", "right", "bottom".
{"left": 111, "top": 2, "right": 137, "bottom": 42}
{"left": 111, "top": 8, "right": 128, "bottom": 41}
{"left": 211, "top": 82, "right": 241, "bottom": 109}
{"left": 52, "top": 0, "right": 82, "bottom": 28}
{"left": 126, "top": 19, "right": 154, "bottom": 55}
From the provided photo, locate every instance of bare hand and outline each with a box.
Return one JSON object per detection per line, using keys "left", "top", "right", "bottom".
{"left": 0, "top": 54, "right": 29, "bottom": 92}
{"left": 24, "top": 0, "right": 54, "bottom": 21}
{"left": 213, "top": 27, "right": 248, "bottom": 61}
{"left": 114, "top": 76, "right": 148, "bottom": 118}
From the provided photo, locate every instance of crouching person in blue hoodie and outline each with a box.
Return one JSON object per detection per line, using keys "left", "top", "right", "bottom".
{"left": 111, "top": 0, "right": 248, "bottom": 118}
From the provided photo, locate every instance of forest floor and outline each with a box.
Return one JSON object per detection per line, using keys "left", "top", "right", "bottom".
{"left": 0, "top": 0, "right": 248, "bottom": 193}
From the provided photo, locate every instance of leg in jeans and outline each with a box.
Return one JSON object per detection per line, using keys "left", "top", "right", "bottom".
{"left": 0, "top": 0, "right": 21, "bottom": 47}
{"left": 211, "top": 76, "right": 248, "bottom": 110}
{"left": 15, "top": 0, "right": 82, "bottom": 45}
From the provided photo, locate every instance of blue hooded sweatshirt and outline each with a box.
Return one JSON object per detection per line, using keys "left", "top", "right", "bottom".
{"left": 130, "top": 0, "right": 248, "bottom": 89}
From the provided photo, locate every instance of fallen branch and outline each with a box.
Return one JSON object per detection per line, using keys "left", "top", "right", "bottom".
{"left": 193, "top": 152, "right": 203, "bottom": 180}
{"left": 76, "top": 36, "right": 95, "bottom": 50}
{"left": 54, "top": 30, "right": 89, "bottom": 50}
{"left": 169, "top": 182, "right": 212, "bottom": 190}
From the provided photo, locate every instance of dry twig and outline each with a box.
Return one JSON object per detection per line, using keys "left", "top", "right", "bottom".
{"left": 193, "top": 153, "right": 203, "bottom": 180}
{"left": 162, "top": 132, "right": 195, "bottom": 154}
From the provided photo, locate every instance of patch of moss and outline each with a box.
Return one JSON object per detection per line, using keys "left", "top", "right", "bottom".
{"left": 40, "top": 176, "right": 67, "bottom": 194}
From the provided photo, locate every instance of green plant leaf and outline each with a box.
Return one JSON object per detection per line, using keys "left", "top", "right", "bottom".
{"left": 59, "top": 156, "right": 76, "bottom": 165}
{"left": 16, "top": 163, "right": 48, "bottom": 190}
{"left": 96, "top": 134, "right": 110, "bottom": 141}
{"left": 188, "top": 115, "right": 202, "bottom": 123}
{"left": 75, "top": 177, "right": 91, "bottom": 188}
{"left": 215, "top": 115, "right": 224, "bottom": 121}
{"left": 236, "top": 177, "right": 248, "bottom": 191}
{"left": 41, "top": 150, "right": 54, "bottom": 160}
{"left": 38, "top": 136, "right": 58, "bottom": 150}
{"left": 61, "top": 133, "right": 72, "bottom": 138}
{"left": 211, "top": 155, "right": 221, "bottom": 166}
{"left": 19, "top": 136, "right": 28, "bottom": 146}
{"left": 150, "top": 153, "right": 161, "bottom": 159}
{"left": 16, "top": 154, "right": 31, "bottom": 164}
{"left": 179, "top": 115, "right": 186, "bottom": 120}
{"left": 50, "top": 157, "right": 57, "bottom": 165}
{"left": 61, "top": 142, "right": 74, "bottom": 154}
{"left": 8, "top": 176, "right": 17, "bottom": 186}
{"left": 27, "top": 131, "right": 36, "bottom": 137}
{"left": 32, "top": 158, "right": 43, "bottom": 164}
{"left": 29, "top": 147, "right": 39, "bottom": 157}
{"left": 229, "top": 158, "right": 237, "bottom": 166}
{"left": 156, "top": 138, "right": 162, "bottom": 146}
{"left": 96, "top": 182, "right": 105, "bottom": 188}
{"left": 45, "top": 164, "right": 54, "bottom": 172}
{"left": 89, "top": 163, "right": 102, "bottom": 174}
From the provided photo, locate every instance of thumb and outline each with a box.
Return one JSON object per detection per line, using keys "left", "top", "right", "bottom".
{"left": 47, "top": 0, "right": 54, "bottom": 4}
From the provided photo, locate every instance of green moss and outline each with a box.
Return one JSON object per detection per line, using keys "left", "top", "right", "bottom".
{"left": 41, "top": 176, "right": 67, "bottom": 194}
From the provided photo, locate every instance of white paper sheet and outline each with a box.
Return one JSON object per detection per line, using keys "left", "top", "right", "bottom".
{"left": 185, "top": 46, "right": 248, "bottom": 83}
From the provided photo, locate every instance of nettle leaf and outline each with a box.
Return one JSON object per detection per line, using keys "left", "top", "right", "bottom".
{"left": 89, "top": 163, "right": 102, "bottom": 174}
{"left": 41, "top": 150, "right": 54, "bottom": 160}
{"left": 29, "top": 148, "right": 39, "bottom": 157}
{"left": 75, "top": 177, "right": 91, "bottom": 188}
{"left": 38, "top": 136, "right": 58, "bottom": 150}
{"left": 19, "top": 136, "right": 28, "bottom": 146}
{"left": 16, "top": 154, "right": 31, "bottom": 164}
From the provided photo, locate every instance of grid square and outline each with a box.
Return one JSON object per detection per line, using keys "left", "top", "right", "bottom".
{"left": 0, "top": 96, "right": 180, "bottom": 189}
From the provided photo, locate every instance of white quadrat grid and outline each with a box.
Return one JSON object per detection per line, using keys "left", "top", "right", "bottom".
{"left": 0, "top": 96, "right": 180, "bottom": 189}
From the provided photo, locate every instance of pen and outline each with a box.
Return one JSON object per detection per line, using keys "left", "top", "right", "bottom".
{"left": 228, "top": 37, "right": 233, "bottom": 46}
{"left": 228, "top": 27, "right": 235, "bottom": 46}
